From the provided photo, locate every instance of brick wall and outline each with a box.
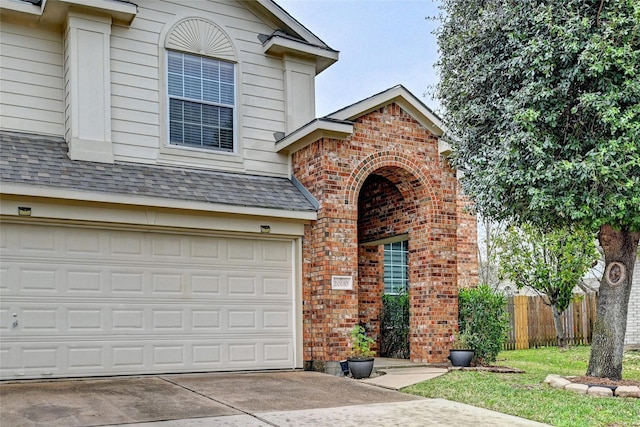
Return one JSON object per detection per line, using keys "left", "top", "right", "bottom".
{"left": 292, "top": 103, "right": 478, "bottom": 366}
{"left": 625, "top": 253, "right": 640, "bottom": 347}
{"left": 456, "top": 182, "right": 478, "bottom": 289}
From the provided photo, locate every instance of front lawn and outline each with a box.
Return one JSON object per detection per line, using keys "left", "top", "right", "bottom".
{"left": 403, "top": 346, "right": 640, "bottom": 427}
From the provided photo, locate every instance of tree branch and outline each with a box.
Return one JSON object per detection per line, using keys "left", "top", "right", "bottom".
{"left": 596, "top": 0, "right": 605, "bottom": 28}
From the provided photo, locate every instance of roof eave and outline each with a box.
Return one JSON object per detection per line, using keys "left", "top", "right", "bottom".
{"left": 262, "top": 34, "right": 339, "bottom": 74}
{"left": 0, "top": 182, "right": 318, "bottom": 221}
{"left": 275, "top": 118, "right": 353, "bottom": 155}
{"left": 0, "top": 0, "right": 138, "bottom": 25}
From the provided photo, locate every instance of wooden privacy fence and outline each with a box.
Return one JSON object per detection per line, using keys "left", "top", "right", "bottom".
{"left": 504, "top": 293, "right": 597, "bottom": 350}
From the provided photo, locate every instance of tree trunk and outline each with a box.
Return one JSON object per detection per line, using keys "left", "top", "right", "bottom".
{"left": 587, "top": 225, "right": 640, "bottom": 380}
{"left": 551, "top": 305, "right": 567, "bottom": 349}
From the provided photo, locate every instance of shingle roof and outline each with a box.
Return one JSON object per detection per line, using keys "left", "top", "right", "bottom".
{"left": 0, "top": 131, "right": 316, "bottom": 212}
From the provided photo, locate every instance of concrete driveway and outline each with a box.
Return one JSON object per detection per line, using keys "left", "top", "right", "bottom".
{"left": 0, "top": 371, "right": 549, "bottom": 427}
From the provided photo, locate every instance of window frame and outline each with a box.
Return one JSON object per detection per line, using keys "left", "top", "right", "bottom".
{"left": 165, "top": 49, "right": 237, "bottom": 154}
{"left": 384, "top": 239, "right": 409, "bottom": 295}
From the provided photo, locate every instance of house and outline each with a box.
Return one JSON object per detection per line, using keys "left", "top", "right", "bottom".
{"left": 0, "top": 0, "right": 477, "bottom": 380}
{"left": 627, "top": 255, "right": 640, "bottom": 349}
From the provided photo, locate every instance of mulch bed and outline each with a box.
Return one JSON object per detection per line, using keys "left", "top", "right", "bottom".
{"left": 450, "top": 365, "right": 640, "bottom": 389}
{"left": 569, "top": 376, "right": 640, "bottom": 388}
{"left": 450, "top": 365, "right": 525, "bottom": 373}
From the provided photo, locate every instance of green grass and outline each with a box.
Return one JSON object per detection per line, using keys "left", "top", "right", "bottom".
{"left": 404, "top": 346, "right": 640, "bottom": 427}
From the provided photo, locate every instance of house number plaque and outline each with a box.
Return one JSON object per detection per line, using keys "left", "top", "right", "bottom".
{"left": 332, "top": 276, "right": 353, "bottom": 290}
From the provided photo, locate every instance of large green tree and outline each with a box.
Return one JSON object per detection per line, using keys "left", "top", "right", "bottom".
{"left": 495, "top": 224, "right": 599, "bottom": 348}
{"left": 436, "top": 0, "right": 640, "bottom": 379}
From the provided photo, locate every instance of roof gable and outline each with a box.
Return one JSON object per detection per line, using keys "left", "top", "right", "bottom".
{"left": 326, "top": 85, "right": 445, "bottom": 137}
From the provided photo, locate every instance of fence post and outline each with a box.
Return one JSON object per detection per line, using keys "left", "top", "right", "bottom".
{"left": 514, "top": 295, "right": 529, "bottom": 350}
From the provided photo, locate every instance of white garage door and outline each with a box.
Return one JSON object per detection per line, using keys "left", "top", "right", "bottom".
{"left": 0, "top": 222, "right": 296, "bottom": 380}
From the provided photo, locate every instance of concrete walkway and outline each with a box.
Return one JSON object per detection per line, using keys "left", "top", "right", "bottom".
{"left": 120, "top": 399, "right": 550, "bottom": 426}
{"left": 361, "top": 358, "right": 449, "bottom": 390}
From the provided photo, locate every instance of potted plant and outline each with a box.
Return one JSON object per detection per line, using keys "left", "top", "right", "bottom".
{"left": 347, "top": 324, "right": 376, "bottom": 379}
{"left": 448, "top": 332, "right": 474, "bottom": 367}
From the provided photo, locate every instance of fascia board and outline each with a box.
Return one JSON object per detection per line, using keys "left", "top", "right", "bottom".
{"left": 0, "top": 0, "right": 43, "bottom": 16}
{"left": 1, "top": 183, "right": 317, "bottom": 221}
{"left": 327, "top": 86, "right": 446, "bottom": 136}
{"left": 275, "top": 119, "right": 353, "bottom": 154}
{"left": 59, "top": 0, "right": 137, "bottom": 23}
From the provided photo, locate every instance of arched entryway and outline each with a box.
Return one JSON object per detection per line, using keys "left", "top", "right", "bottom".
{"left": 355, "top": 165, "right": 430, "bottom": 360}
{"left": 290, "top": 95, "right": 478, "bottom": 373}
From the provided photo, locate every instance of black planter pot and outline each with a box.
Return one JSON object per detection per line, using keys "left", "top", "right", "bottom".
{"left": 448, "top": 349, "right": 474, "bottom": 367}
{"left": 347, "top": 357, "right": 375, "bottom": 379}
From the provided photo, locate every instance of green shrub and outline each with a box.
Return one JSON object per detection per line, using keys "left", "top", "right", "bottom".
{"left": 381, "top": 292, "right": 410, "bottom": 358}
{"left": 349, "top": 325, "right": 376, "bottom": 358}
{"left": 458, "top": 285, "right": 510, "bottom": 364}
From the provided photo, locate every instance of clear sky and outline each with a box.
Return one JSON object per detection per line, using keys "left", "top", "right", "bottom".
{"left": 275, "top": 0, "right": 442, "bottom": 117}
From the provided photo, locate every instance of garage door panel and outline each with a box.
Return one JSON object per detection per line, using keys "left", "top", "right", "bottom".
{"left": 264, "top": 343, "right": 293, "bottom": 362}
{"left": 19, "top": 266, "right": 58, "bottom": 292}
{"left": 4, "top": 302, "right": 293, "bottom": 337}
{"left": 68, "top": 346, "right": 104, "bottom": 369}
{"left": 264, "top": 310, "right": 292, "bottom": 329}
{"left": 192, "top": 344, "right": 221, "bottom": 365}
{"left": 152, "top": 309, "right": 184, "bottom": 330}
{"left": 191, "top": 309, "right": 221, "bottom": 330}
{"left": 263, "top": 276, "right": 291, "bottom": 296}
{"left": 191, "top": 274, "right": 220, "bottom": 294}
{"left": 151, "top": 273, "right": 183, "bottom": 294}
{"left": 113, "top": 308, "right": 145, "bottom": 330}
{"left": 65, "top": 229, "right": 102, "bottom": 255}
{"left": 1, "top": 336, "right": 296, "bottom": 377}
{"left": 190, "top": 239, "right": 221, "bottom": 260}
{"left": 67, "top": 269, "right": 103, "bottom": 292}
{"left": 0, "top": 223, "right": 296, "bottom": 379}
{"left": 111, "top": 269, "right": 146, "bottom": 293}
{"left": 262, "top": 240, "right": 290, "bottom": 263}
{"left": 0, "top": 266, "right": 9, "bottom": 291}
{"left": 228, "top": 275, "right": 257, "bottom": 295}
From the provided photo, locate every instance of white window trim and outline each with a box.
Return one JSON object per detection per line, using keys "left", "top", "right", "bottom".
{"left": 166, "top": 50, "right": 237, "bottom": 153}
{"left": 384, "top": 239, "right": 409, "bottom": 295}
{"left": 157, "top": 17, "right": 243, "bottom": 167}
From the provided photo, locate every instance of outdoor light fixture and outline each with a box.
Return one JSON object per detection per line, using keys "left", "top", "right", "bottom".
{"left": 18, "top": 207, "right": 31, "bottom": 216}
{"left": 260, "top": 225, "right": 271, "bottom": 233}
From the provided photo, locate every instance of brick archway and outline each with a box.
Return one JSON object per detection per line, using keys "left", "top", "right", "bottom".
{"left": 345, "top": 151, "right": 440, "bottom": 216}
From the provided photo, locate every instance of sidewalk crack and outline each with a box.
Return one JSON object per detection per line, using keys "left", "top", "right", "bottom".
{"left": 159, "top": 377, "right": 279, "bottom": 427}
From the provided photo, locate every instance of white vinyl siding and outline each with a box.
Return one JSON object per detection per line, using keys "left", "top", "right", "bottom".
{"left": 626, "top": 255, "right": 640, "bottom": 346}
{"left": 109, "top": 0, "right": 289, "bottom": 176}
{"left": 0, "top": 20, "right": 64, "bottom": 136}
{"left": 0, "top": 222, "right": 296, "bottom": 379}
{"left": 1, "top": 0, "right": 296, "bottom": 176}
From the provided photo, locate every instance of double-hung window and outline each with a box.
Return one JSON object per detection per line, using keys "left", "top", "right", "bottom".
{"left": 384, "top": 240, "right": 409, "bottom": 294}
{"left": 167, "top": 50, "right": 235, "bottom": 152}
